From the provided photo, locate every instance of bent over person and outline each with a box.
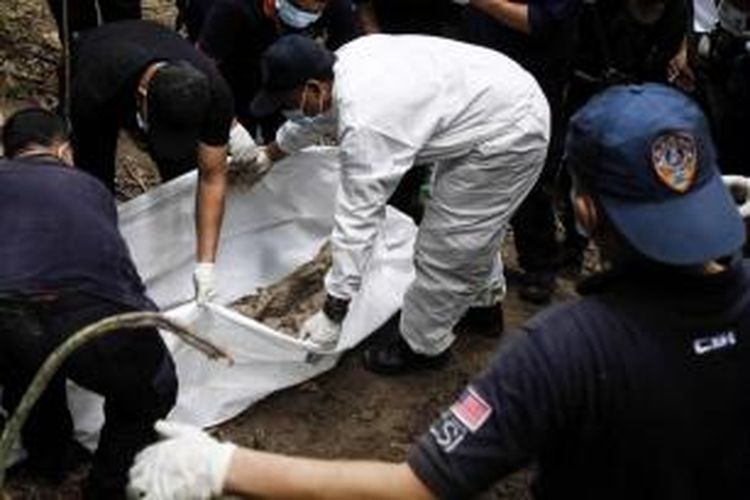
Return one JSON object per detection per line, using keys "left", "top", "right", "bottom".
{"left": 0, "top": 109, "right": 177, "bottom": 499}
{"left": 129, "top": 84, "right": 750, "bottom": 500}
{"left": 69, "top": 20, "right": 234, "bottom": 303}
{"left": 253, "top": 34, "right": 550, "bottom": 374}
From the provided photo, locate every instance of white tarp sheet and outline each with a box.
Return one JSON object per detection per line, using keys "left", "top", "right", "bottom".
{"left": 69, "top": 147, "right": 417, "bottom": 445}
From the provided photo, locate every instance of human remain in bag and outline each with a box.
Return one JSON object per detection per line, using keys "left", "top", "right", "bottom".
{"left": 251, "top": 34, "right": 550, "bottom": 375}
{"left": 129, "top": 83, "right": 750, "bottom": 500}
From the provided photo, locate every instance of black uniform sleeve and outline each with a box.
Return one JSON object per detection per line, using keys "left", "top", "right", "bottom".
{"left": 407, "top": 303, "right": 591, "bottom": 499}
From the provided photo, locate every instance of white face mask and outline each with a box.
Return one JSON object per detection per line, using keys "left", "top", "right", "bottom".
{"left": 283, "top": 84, "right": 325, "bottom": 125}
{"left": 275, "top": 0, "right": 322, "bottom": 29}
{"left": 282, "top": 108, "right": 313, "bottom": 125}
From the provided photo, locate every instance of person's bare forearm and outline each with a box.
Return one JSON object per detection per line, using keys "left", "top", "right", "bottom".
{"left": 196, "top": 144, "right": 228, "bottom": 262}
{"left": 470, "top": 0, "right": 530, "bottom": 34}
{"left": 224, "top": 449, "right": 435, "bottom": 500}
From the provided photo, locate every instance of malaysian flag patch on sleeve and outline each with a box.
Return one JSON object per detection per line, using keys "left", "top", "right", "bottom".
{"left": 449, "top": 386, "right": 492, "bottom": 432}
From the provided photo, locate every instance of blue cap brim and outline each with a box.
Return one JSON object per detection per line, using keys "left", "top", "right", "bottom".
{"left": 600, "top": 172, "right": 745, "bottom": 265}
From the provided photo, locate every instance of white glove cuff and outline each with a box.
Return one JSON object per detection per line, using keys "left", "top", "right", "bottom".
{"left": 195, "top": 262, "right": 215, "bottom": 274}
{"left": 256, "top": 148, "right": 272, "bottom": 169}
{"left": 229, "top": 123, "right": 243, "bottom": 142}
{"left": 210, "top": 442, "right": 238, "bottom": 496}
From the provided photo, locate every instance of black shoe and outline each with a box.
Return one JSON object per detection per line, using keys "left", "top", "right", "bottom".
{"left": 454, "top": 303, "right": 504, "bottom": 337}
{"left": 518, "top": 271, "right": 556, "bottom": 305}
{"left": 363, "top": 335, "right": 451, "bottom": 376}
{"left": 8, "top": 439, "right": 92, "bottom": 484}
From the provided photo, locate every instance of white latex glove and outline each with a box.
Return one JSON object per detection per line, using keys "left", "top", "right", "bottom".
{"left": 229, "top": 145, "right": 274, "bottom": 181}
{"left": 227, "top": 123, "right": 258, "bottom": 166}
{"left": 300, "top": 311, "right": 342, "bottom": 351}
{"left": 193, "top": 263, "right": 216, "bottom": 304}
{"left": 127, "top": 420, "right": 236, "bottom": 500}
{"left": 722, "top": 175, "right": 750, "bottom": 218}
{"left": 251, "top": 146, "right": 273, "bottom": 176}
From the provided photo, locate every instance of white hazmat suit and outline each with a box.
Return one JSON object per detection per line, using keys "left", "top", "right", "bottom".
{"left": 279, "top": 35, "right": 550, "bottom": 355}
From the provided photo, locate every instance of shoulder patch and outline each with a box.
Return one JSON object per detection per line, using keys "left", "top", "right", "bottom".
{"left": 449, "top": 386, "right": 492, "bottom": 433}
{"left": 429, "top": 412, "right": 470, "bottom": 453}
{"left": 429, "top": 386, "right": 494, "bottom": 453}
{"left": 651, "top": 131, "right": 697, "bottom": 193}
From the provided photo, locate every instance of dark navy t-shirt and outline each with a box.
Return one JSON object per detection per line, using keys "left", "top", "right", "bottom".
{"left": 0, "top": 157, "right": 155, "bottom": 311}
{"left": 463, "top": 0, "right": 581, "bottom": 101}
{"left": 409, "top": 261, "right": 750, "bottom": 499}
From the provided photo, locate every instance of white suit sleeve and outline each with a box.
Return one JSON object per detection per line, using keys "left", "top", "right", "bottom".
{"left": 324, "top": 126, "right": 418, "bottom": 299}
{"left": 275, "top": 116, "right": 336, "bottom": 154}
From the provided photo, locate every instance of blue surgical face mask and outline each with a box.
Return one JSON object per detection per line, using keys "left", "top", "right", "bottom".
{"left": 275, "top": 0, "right": 322, "bottom": 29}
{"left": 282, "top": 108, "right": 315, "bottom": 125}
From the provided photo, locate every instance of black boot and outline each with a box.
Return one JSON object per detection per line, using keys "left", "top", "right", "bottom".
{"left": 363, "top": 334, "right": 450, "bottom": 376}
{"left": 453, "top": 303, "right": 504, "bottom": 338}
{"left": 519, "top": 271, "right": 556, "bottom": 305}
{"left": 7, "top": 438, "right": 92, "bottom": 485}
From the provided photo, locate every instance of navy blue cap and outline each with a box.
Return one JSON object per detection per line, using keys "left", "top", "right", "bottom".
{"left": 251, "top": 34, "right": 335, "bottom": 117}
{"left": 566, "top": 83, "right": 744, "bottom": 265}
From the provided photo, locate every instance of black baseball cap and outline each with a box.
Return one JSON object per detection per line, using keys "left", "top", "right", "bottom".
{"left": 251, "top": 34, "right": 335, "bottom": 117}
{"left": 147, "top": 61, "right": 210, "bottom": 163}
{"left": 566, "top": 83, "right": 744, "bottom": 265}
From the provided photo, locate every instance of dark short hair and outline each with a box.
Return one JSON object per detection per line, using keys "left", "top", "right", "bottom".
{"left": 146, "top": 61, "right": 211, "bottom": 163}
{"left": 148, "top": 61, "right": 210, "bottom": 130}
{"left": 1, "top": 107, "right": 69, "bottom": 158}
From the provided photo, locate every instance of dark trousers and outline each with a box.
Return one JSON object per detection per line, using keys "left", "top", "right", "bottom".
{"left": 702, "top": 55, "right": 750, "bottom": 176}
{"left": 510, "top": 81, "right": 566, "bottom": 275}
{"left": 47, "top": 0, "right": 141, "bottom": 38}
{"left": 510, "top": 181, "right": 560, "bottom": 274}
{"left": 0, "top": 293, "right": 177, "bottom": 499}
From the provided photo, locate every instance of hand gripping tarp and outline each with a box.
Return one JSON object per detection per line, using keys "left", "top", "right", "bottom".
{"left": 67, "top": 147, "right": 416, "bottom": 446}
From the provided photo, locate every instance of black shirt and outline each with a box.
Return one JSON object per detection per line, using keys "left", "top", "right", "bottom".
{"left": 573, "top": 0, "right": 687, "bottom": 85}
{"left": 197, "top": 0, "right": 358, "bottom": 128}
{"left": 354, "top": 0, "right": 462, "bottom": 35}
{"left": 462, "top": 0, "right": 581, "bottom": 104}
{"left": 409, "top": 260, "right": 750, "bottom": 499}
{"left": 0, "top": 157, "right": 155, "bottom": 311}
{"left": 70, "top": 20, "right": 233, "bottom": 188}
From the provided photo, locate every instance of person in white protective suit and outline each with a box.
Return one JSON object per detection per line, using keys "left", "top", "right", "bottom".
{"left": 252, "top": 34, "right": 550, "bottom": 375}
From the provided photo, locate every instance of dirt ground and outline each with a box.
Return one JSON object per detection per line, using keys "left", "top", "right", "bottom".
{"left": 0, "top": 3, "right": 592, "bottom": 498}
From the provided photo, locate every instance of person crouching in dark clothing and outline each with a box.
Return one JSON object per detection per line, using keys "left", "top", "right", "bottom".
{"left": 0, "top": 108, "right": 177, "bottom": 499}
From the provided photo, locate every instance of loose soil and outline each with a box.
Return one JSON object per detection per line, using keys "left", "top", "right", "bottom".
{"left": 1, "top": 4, "right": 593, "bottom": 498}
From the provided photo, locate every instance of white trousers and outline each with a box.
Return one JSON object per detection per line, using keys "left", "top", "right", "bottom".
{"left": 400, "top": 108, "right": 549, "bottom": 355}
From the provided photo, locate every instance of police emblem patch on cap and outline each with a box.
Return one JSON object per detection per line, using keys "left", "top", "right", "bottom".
{"left": 651, "top": 132, "right": 697, "bottom": 193}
